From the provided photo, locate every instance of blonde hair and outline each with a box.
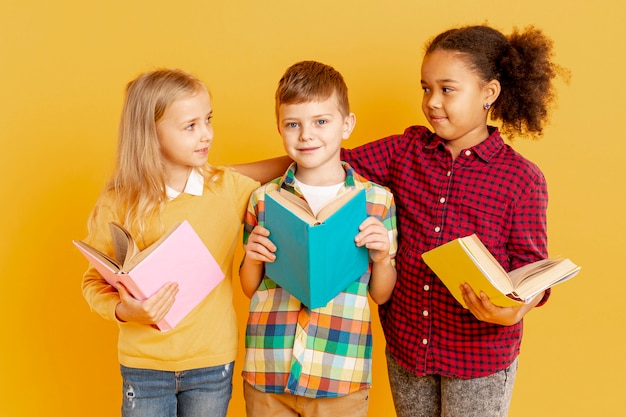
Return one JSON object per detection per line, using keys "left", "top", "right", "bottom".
{"left": 89, "top": 68, "right": 223, "bottom": 238}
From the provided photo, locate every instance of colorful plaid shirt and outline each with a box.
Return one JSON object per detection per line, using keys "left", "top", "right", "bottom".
{"left": 242, "top": 162, "right": 397, "bottom": 398}
{"left": 341, "top": 126, "right": 549, "bottom": 379}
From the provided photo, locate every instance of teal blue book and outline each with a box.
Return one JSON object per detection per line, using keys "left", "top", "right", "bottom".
{"left": 264, "top": 188, "right": 369, "bottom": 309}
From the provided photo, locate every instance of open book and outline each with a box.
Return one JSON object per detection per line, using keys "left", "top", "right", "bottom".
{"left": 421, "top": 234, "right": 581, "bottom": 308}
{"left": 264, "top": 187, "right": 369, "bottom": 309}
{"left": 73, "top": 220, "right": 225, "bottom": 331}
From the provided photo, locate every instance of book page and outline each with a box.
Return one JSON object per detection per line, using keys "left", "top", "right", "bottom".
{"left": 316, "top": 188, "right": 361, "bottom": 223}
{"left": 73, "top": 240, "right": 123, "bottom": 271}
{"left": 267, "top": 188, "right": 362, "bottom": 226}
{"left": 268, "top": 189, "right": 318, "bottom": 224}
{"left": 507, "top": 258, "right": 563, "bottom": 287}
{"left": 509, "top": 258, "right": 581, "bottom": 299}
{"left": 109, "top": 222, "right": 139, "bottom": 267}
{"left": 460, "top": 235, "right": 514, "bottom": 294}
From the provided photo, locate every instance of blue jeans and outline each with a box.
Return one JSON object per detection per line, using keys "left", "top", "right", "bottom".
{"left": 120, "top": 362, "right": 234, "bottom": 417}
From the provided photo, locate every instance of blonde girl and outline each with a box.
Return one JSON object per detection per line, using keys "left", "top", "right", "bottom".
{"left": 81, "top": 68, "right": 259, "bottom": 417}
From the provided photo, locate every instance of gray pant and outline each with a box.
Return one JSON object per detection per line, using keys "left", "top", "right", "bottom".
{"left": 386, "top": 350, "right": 517, "bottom": 417}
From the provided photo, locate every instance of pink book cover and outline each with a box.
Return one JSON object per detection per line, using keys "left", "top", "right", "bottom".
{"left": 74, "top": 220, "right": 225, "bottom": 331}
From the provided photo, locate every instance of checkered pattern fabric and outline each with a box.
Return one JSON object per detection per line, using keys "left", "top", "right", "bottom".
{"left": 242, "top": 162, "right": 397, "bottom": 398}
{"left": 342, "top": 126, "right": 549, "bottom": 378}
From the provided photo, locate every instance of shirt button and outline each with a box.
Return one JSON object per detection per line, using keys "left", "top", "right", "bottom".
{"left": 422, "top": 339, "right": 428, "bottom": 345}
{"left": 423, "top": 310, "right": 429, "bottom": 317}
{"left": 434, "top": 226, "right": 441, "bottom": 232}
{"left": 447, "top": 171, "right": 451, "bottom": 176}
{"left": 465, "top": 150, "right": 471, "bottom": 156}
{"left": 424, "top": 285, "right": 430, "bottom": 291}
{"left": 439, "top": 197, "right": 445, "bottom": 203}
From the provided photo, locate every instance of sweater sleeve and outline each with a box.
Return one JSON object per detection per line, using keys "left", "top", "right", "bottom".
{"left": 80, "top": 197, "right": 122, "bottom": 322}
{"left": 225, "top": 167, "right": 260, "bottom": 221}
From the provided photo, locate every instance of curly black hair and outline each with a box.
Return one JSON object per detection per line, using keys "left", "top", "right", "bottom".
{"left": 425, "top": 25, "right": 569, "bottom": 139}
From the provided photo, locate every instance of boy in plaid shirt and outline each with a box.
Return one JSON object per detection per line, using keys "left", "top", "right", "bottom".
{"left": 239, "top": 61, "right": 398, "bottom": 417}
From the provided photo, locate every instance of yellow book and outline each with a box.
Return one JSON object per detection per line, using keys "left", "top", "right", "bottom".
{"left": 421, "top": 234, "right": 581, "bottom": 308}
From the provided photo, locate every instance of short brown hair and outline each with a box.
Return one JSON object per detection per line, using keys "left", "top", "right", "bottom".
{"left": 275, "top": 60, "right": 350, "bottom": 119}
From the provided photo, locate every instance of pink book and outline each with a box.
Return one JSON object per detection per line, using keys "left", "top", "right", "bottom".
{"left": 73, "top": 220, "right": 225, "bottom": 331}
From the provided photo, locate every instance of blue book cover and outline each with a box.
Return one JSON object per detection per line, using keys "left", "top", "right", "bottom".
{"left": 264, "top": 188, "right": 369, "bottom": 309}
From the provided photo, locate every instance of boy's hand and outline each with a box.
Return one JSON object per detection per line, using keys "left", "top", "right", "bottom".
{"left": 240, "top": 225, "right": 276, "bottom": 298}
{"left": 460, "top": 283, "right": 543, "bottom": 326}
{"left": 244, "top": 225, "right": 276, "bottom": 264}
{"left": 114, "top": 282, "right": 178, "bottom": 325}
{"left": 355, "top": 217, "right": 391, "bottom": 263}
{"left": 357, "top": 216, "right": 397, "bottom": 304}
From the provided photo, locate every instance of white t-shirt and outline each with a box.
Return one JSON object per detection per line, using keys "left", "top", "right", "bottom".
{"left": 294, "top": 178, "right": 344, "bottom": 216}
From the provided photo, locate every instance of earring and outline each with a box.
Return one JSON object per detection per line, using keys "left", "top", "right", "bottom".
{"left": 483, "top": 103, "right": 491, "bottom": 110}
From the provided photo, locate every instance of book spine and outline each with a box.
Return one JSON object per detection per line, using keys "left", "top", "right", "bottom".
{"left": 308, "top": 224, "right": 325, "bottom": 309}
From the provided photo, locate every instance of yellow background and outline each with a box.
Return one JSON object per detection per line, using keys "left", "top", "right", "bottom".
{"left": 1, "top": 1, "right": 623, "bottom": 416}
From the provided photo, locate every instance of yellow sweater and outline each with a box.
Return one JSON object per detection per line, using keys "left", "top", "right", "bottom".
{"left": 81, "top": 168, "right": 258, "bottom": 371}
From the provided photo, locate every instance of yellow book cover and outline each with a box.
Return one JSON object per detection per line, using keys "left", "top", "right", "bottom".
{"left": 421, "top": 234, "right": 581, "bottom": 308}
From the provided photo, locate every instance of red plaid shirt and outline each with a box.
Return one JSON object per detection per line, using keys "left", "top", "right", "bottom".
{"left": 341, "top": 125, "right": 549, "bottom": 378}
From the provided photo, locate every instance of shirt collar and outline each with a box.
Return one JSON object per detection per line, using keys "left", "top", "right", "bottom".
{"left": 278, "top": 161, "right": 359, "bottom": 193}
{"left": 166, "top": 169, "right": 204, "bottom": 200}
{"left": 472, "top": 127, "right": 505, "bottom": 162}
{"left": 426, "top": 126, "right": 505, "bottom": 162}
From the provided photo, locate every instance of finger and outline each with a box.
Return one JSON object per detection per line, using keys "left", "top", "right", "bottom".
{"left": 355, "top": 225, "right": 386, "bottom": 246}
{"left": 479, "top": 292, "right": 498, "bottom": 310}
{"left": 145, "top": 283, "right": 177, "bottom": 311}
{"left": 461, "top": 283, "right": 483, "bottom": 310}
{"left": 252, "top": 225, "right": 271, "bottom": 237}
{"left": 116, "top": 282, "right": 137, "bottom": 304}
{"left": 364, "top": 239, "right": 389, "bottom": 252}
{"left": 257, "top": 236, "right": 277, "bottom": 253}
{"left": 144, "top": 283, "right": 178, "bottom": 322}
{"left": 116, "top": 282, "right": 129, "bottom": 298}
{"left": 249, "top": 232, "right": 277, "bottom": 253}
{"left": 155, "top": 282, "right": 178, "bottom": 298}
{"left": 358, "top": 216, "right": 382, "bottom": 229}
{"left": 153, "top": 292, "right": 177, "bottom": 322}
{"left": 246, "top": 241, "right": 277, "bottom": 261}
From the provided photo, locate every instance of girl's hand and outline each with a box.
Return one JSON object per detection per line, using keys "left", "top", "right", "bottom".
{"left": 460, "top": 283, "right": 543, "bottom": 326}
{"left": 244, "top": 225, "right": 276, "bottom": 264}
{"left": 354, "top": 217, "right": 390, "bottom": 263}
{"left": 114, "top": 282, "right": 178, "bottom": 325}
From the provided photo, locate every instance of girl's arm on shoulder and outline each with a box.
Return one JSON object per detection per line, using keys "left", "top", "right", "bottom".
{"left": 341, "top": 126, "right": 427, "bottom": 185}
{"left": 231, "top": 155, "right": 292, "bottom": 184}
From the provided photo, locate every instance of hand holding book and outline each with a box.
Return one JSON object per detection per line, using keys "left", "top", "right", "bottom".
{"left": 74, "top": 220, "right": 225, "bottom": 331}
{"left": 114, "top": 280, "right": 179, "bottom": 327}
{"left": 263, "top": 188, "right": 369, "bottom": 309}
{"left": 422, "top": 234, "right": 581, "bottom": 308}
